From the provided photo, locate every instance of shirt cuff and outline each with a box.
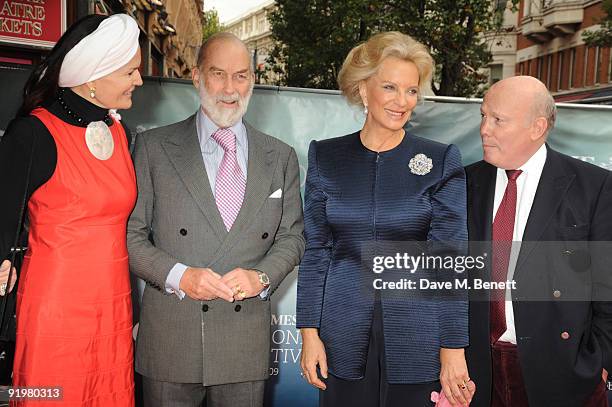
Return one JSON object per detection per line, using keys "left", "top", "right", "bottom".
{"left": 259, "top": 287, "right": 270, "bottom": 300}
{"left": 166, "top": 263, "right": 187, "bottom": 300}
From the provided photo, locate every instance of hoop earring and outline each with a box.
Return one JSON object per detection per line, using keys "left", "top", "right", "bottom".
{"left": 89, "top": 87, "right": 96, "bottom": 99}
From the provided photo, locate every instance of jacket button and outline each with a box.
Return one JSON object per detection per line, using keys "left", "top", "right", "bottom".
{"left": 202, "top": 304, "right": 208, "bottom": 312}
{"left": 262, "top": 232, "right": 269, "bottom": 239}
{"left": 180, "top": 228, "right": 188, "bottom": 236}
{"left": 234, "top": 304, "right": 241, "bottom": 312}
{"left": 561, "top": 331, "right": 570, "bottom": 340}
{"left": 553, "top": 290, "right": 561, "bottom": 298}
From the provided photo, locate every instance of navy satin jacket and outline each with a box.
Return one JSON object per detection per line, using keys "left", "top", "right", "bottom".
{"left": 296, "top": 132, "right": 468, "bottom": 384}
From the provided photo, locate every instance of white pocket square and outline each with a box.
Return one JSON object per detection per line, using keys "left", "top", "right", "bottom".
{"left": 269, "top": 189, "right": 282, "bottom": 198}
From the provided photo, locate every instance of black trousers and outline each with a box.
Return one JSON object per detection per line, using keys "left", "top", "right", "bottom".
{"left": 320, "top": 302, "right": 440, "bottom": 407}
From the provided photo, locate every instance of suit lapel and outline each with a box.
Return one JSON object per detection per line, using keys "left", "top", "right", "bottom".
{"left": 515, "top": 146, "right": 574, "bottom": 274}
{"left": 468, "top": 162, "right": 496, "bottom": 242}
{"left": 161, "top": 113, "right": 228, "bottom": 241}
{"left": 209, "top": 123, "right": 278, "bottom": 264}
{"left": 467, "top": 162, "right": 496, "bottom": 303}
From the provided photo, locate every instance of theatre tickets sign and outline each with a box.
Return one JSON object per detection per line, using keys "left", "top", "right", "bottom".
{"left": 0, "top": 0, "right": 65, "bottom": 48}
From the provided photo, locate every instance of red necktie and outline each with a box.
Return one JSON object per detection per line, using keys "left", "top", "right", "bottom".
{"left": 490, "top": 169, "right": 522, "bottom": 344}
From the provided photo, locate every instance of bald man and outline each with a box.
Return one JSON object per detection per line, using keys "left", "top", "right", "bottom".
{"left": 127, "top": 33, "right": 304, "bottom": 406}
{"left": 465, "top": 76, "right": 612, "bottom": 407}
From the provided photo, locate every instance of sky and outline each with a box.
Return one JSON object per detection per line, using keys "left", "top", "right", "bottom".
{"left": 205, "top": 0, "right": 271, "bottom": 23}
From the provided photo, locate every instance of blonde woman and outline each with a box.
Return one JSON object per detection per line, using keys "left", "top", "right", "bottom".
{"left": 297, "top": 32, "right": 473, "bottom": 407}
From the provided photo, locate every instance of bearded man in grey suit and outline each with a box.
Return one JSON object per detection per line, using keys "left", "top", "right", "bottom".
{"left": 127, "top": 32, "right": 305, "bottom": 407}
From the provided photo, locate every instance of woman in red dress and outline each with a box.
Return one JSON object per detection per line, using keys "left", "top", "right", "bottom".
{"left": 0, "top": 13, "right": 142, "bottom": 405}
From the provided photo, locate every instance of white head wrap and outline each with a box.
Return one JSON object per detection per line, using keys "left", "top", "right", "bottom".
{"left": 58, "top": 14, "right": 140, "bottom": 87}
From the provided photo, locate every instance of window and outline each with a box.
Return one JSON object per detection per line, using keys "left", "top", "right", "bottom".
{"left": 583, "top": 46, "right": 589, "bottom": 86}
{"left": 609, "top": 48, "right": 612, "bottom": 83}
{"left": 546, "top": 54, "right": 552, "bottom": 87}
{"left": 151, "top": 48, "right": 163, "bottom": 77}
{"left": 537, "top": 56, "right": 543, "bottom": 80}
{"left": 594, "top": 46, "right": 601, "bottom": 84}
{"left": 257, "top": 14, "right": 266, "bottom": 33}
{"left": 246, "top": 20, "right": 253, "bottom": 35}
{"left": 490, "top": 64, "right": 503, "bottom": 84}
{"left": 526, "top": 59, "right": 531, "bottom": 76}
{"left": 557, "top": 51, "right": 564, "bottom": 90}
{"left": 495, "top": 0, "right": 506, "bottom": 13}
{"left": 569, "top": 48, "right": 576, "bottom": 88}
{"left": 523, "top": 0, "right": 531, "bottom": 16}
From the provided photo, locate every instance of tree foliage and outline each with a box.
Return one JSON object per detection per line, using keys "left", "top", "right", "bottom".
{"left": 203, "top": 8, "right": 223, "bottom": 43}
{"left": 583, "top": 0, "right": 612, "bottom": 47}
{"left": 267, "top": 0, "right": 517, "bottom": 97}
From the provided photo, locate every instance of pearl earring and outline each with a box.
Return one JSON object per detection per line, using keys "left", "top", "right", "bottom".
{"left": 364, "top": 105, "right": 368, "bottom": 115}
{"left": 89, "top": 87, "right": 96, "bottom": 99}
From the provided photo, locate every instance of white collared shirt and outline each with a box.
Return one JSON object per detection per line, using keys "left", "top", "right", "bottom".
{"left": 493, "top": 143, "right": 547, "bottom": 344}
{"left": 197, "top": 108, "right": 249, "bottom": 194}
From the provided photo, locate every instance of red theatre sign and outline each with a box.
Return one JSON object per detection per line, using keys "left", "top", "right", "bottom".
{"left": 0, "top": 0, "right": 66, "bottom": 48}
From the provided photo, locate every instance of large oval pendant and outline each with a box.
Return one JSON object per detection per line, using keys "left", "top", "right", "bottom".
{"left": 85, "top": 121, "right": 114, "bottom": 160}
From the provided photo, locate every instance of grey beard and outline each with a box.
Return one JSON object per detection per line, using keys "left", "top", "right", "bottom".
{"left": 199, "top": 83, "right": 253, "bottom": 128}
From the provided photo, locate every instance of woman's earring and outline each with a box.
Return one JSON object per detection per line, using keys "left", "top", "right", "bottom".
{"left": 364, "top": 105, "right": 368, "bottom": 115}
{"left": 89, "top": 87, "right": 96, "bottom": 99}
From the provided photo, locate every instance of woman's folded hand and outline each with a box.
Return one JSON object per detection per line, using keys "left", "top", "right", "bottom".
{"left": 300, "top": 328, "right": 329, "bottom": 390}
{"left": 440, "top": 347, "right": 475, "bottom": 406}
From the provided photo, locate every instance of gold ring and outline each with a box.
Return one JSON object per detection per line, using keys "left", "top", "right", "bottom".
{"left": 237, "top": 290, "right": 246, "bottom": 299}
{"left": 233, "top": 284, "right": 242, "bottom": 294}
{"left": 459, "top": 383, "right": 467, "bottom": 390}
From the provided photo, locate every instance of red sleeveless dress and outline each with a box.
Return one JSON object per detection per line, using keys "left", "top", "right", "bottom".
{"left": 12, "top": 108, "right": 136, "bottom": 406}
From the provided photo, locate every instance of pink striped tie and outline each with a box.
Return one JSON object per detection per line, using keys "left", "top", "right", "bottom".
{"left": 212, "top": 128, "right": 246, "bottom": 231}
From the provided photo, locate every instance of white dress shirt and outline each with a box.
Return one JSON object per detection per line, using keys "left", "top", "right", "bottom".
{"left": 493, "top": 143, "right": 547, "bottom": 344}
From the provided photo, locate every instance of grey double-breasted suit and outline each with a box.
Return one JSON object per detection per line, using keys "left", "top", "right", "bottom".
{"left": 127, "top": 113, "right": 305, "bottom": 385}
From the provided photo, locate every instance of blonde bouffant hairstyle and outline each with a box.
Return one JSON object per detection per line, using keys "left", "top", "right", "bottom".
{"left": 338, "top": 31, "right": 434, "bottom": 107}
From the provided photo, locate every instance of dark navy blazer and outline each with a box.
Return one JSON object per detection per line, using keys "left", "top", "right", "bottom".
{"left": 296, "top": 132, "right": 468, "bottom": 384}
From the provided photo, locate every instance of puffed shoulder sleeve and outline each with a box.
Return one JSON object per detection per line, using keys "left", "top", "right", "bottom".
{"left": 428, "top": 144, "right": 467, "bottom": 242}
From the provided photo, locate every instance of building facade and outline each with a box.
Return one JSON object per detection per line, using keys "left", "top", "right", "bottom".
{"left": 485, "top": 0, "right": 520, "bottom": 84}
{"left": 0, "top": 0, "right": 204, "bottom": 79}
{"left": 224, "top": 0, "right": 276, "bottom": 84}
{"left": 489, "top": 0, "right": 612, "bottom": 102}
